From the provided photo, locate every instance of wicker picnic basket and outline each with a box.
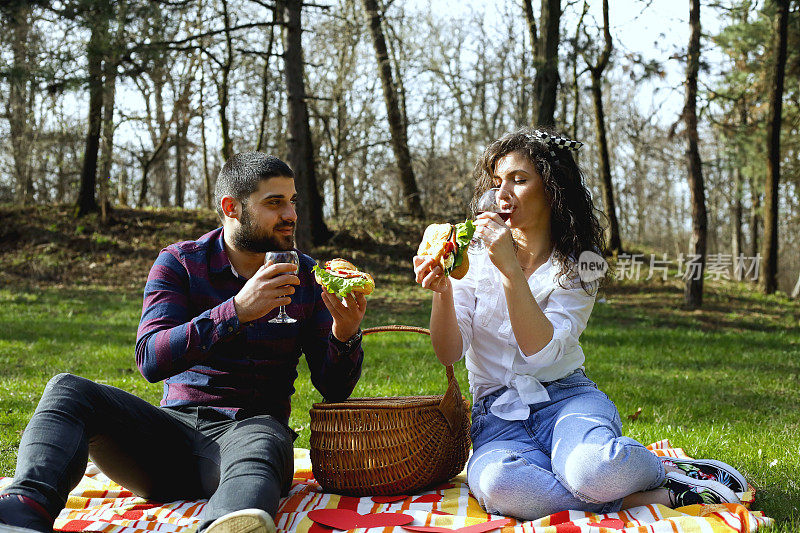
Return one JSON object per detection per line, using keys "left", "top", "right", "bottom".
{"left": 309, "top": 325, "right": 471, "bottom": 496}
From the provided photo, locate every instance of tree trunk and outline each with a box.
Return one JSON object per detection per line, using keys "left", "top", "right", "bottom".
{"left": 683, "top": 0, "right": 707, "bottom": 308}
{"left": 282, "top": 0, "right": 332, "bottom": 248}
{"left": 760, "top": 0, "right": 789, "bottom": 295}
{"left": 731, "top": 99, "right": 747, "bottom": 260}
{"left": 219, "top": 0, "right": 234, "bottom": 161}
{"left": 748, "top": 176, "right": 761, "bottom": 259}
{"left": 583, "top": 0, "right": 620, "bottom": 254}
{"left": 153, "top": 62, "right": 170, "bottom": 207}
{"left": 528, "top": 0, "right": 561, "bottom": 127}
{"left": 590, "top": 78, "right": 621, "bottom": 254}
{"left": 76, "top": 6, "right": 109, "bottom": 217}
{"left": 256, "top": 5, "right": 277, "bottom": 153}
{"left": 360, "top": 0, "right": 425, "bottom": 217}
{"left": 117, "top": 164, "right": 128, "bottom": 206}
{"left": 7, "top": 1, "right": 34, "bottom": 205}
{"left": 174, "top": 112, "right": 189, "bottom": 208}
{"left": 571, "top": 2, "right": 589, "bottom": 148}
{"left": 200, "top": 66, "right": 213, "bottom": 209}
{"left": 731, "top": 163, "right": 743, "bottom": 260}
{"left": 98, "top": 44, "right": 118, "bottom": 223}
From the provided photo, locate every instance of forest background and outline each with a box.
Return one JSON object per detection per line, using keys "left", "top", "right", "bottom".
{"left": 1, "top": 0, "right": 798, "bottom": 304}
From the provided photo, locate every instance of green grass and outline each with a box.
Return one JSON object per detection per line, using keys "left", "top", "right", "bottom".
{"left": 1, "top": 274, "right": 798, "bottom": 530}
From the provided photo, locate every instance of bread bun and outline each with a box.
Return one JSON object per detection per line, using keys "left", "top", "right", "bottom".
{"left": 417, "top": 223, "right": 454, "bottom": 271}
{"left": 326, "top": 258, "right": 358, "bottom": 271}
{"left": 449, "top": 253, "right": 469, "bottom": 279}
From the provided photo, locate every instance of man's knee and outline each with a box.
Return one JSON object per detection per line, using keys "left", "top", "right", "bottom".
{"left": 220, "top": 417, "right": 294, "bottom": 487}
{"left": 42, "top": 373, "right": 97, "bottom": 402}
{"left": 228, "top": 417, "right": 294, "bottom": 452}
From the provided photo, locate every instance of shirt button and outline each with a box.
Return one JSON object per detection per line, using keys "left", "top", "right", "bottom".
{"left": 228, "top": 326, "right": 234, "bottom": 332}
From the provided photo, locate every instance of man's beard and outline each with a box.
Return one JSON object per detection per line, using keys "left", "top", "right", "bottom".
{"left": 232, "top": 206, "right": 295, "bottom": 252}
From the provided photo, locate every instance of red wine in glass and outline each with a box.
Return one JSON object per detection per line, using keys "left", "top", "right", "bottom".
{"left": 265, "top": 250, "right": 299, "bottom": 323}
{"left": 470, "top": 188, "right": 516, "bottom": 251}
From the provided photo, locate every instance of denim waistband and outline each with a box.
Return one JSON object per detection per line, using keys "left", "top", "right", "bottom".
{"left": 474, "top": 369, "right": 585, "bottom": 415}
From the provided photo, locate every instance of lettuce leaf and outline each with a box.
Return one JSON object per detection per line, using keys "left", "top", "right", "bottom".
{"left": 313, "top": 265, "right": 372, "bottom": 298}
{"left": 451, "top": 219, "right": 476, "bottom": 268}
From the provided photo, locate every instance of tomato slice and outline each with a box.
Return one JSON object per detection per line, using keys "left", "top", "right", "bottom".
{"left": 329, "top": 268, "right": 364, "bottom": 279}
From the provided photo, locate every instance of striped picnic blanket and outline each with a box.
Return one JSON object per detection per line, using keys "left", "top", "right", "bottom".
{"left": 0, "top": 440, "right": 772, "bottom": 532}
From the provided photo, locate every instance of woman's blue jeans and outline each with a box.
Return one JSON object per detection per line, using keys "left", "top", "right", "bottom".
{"left": 467, "top": 370, "right": 665, "bottom": 521}
{"left": 1, "top": 373, "right": 295, "bottom": 531}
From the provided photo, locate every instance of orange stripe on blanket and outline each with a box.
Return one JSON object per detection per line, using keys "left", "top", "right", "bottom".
{"left": 1, "top": 440, "right": 774, "bottom": 533}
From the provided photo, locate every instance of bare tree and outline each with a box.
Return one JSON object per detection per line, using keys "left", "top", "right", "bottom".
{"left": 760, "top": 0, "right": 789, "bottom": 294}
{"left": 3, "top": 1, "right": 36, "bottom": 204}
{"left": 76, "top": 0, "right": 111, "bottom": 216}
{"left": 570, "top": 1, "right": 589, "bottom": 145}
{"left": 523, "top": 0, "right": 562, "bottom": 127}
{"left": 98, "top": 6, "right": 127, "bottom": 222}
{"left": 582, "top": 0, "right": 622, "bottom": 254}
{"left": 281, "top": 0, "right": 331, "bottom": 248}
{"left": 218, "top": 0, "right": 234, "bottom": 161}
{"left": 683, "top": 0, "right": 708, "bottom": 308}
{"left": 748, "top": 175, "right": 761, "bottom": 257}
{"left": 199, "top": 65, "right": 213, "bottom": 209}
{"left": 730, "top": 101, "right": 747, "bottom": 260}
{"left": 360, "top": 0, "right": 424, "bottom": 217}
{"left": 255, "top": 3, "right": 278, "bottom": 153}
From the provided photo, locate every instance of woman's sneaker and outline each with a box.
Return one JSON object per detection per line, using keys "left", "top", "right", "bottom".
{"left": 663, "top": 472, "right": 741, "bottom": 507}
{"left": 661, "top": 457, "right": 748, "bottom": 493}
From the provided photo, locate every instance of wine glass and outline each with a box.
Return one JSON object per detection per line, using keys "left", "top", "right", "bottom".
{"left": 469, "top": 187, "right": 517, "bottom": 252}
{"left": 265, "top": 250, "right": 299, "bottom": 324}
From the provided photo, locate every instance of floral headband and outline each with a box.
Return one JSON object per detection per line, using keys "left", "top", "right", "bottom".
{"left": 527, "top": 130, "right": 583, "bottom": 162}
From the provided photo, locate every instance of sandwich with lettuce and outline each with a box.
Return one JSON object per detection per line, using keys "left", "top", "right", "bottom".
{"left": 313, "top": 258, "right": 375, "bottom": 298}
{"left": 416, "top": 220, "right": 476, "bottom": 279}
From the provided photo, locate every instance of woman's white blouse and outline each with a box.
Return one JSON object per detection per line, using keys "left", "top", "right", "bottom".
{"left": 451, "top": 250, "right": 598, "bottom": 421}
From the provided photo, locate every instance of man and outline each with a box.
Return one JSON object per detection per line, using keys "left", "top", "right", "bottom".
{"left": 0, "top": 153, "right": 367, "bottom": 533}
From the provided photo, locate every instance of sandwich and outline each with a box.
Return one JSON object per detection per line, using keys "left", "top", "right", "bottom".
{"left": 313, "top": 258, "right": 375, "bottom": 298}
{"left": 416, "top": 220, "right": 476, "bottom": 279}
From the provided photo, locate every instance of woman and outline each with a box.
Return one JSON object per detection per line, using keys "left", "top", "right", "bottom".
{"left": 413, "top": 128, "right": 747, "bottom": 520}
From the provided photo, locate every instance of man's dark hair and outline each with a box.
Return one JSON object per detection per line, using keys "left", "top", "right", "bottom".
{"left": 214, "top": 152, "right": 294, "bottom": 217}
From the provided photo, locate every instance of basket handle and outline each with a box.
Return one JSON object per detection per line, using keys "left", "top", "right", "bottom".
{"left": 362, "top": 325, "right": 465, "bottom": 433}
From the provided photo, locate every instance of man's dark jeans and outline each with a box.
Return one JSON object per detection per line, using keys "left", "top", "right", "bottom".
{"left": 1, "top": 373, "right": 295, "bottom": 531}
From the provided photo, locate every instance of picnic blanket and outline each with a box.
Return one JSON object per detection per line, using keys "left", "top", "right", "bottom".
{"left": 0, "top": 440, "right": 772, "bottom": 532}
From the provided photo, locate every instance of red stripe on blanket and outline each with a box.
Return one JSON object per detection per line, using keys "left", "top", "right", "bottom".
{"left": 60, "top": 520, "right": 94, "bottom": 531}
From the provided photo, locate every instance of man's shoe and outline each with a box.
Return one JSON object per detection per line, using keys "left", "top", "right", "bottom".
{"left": 661, "top": 457, "right": 748, "bottom": 493}
{"left": 0, "top": 494, "right": 53, "bottom": 533}
{"left": 663, "top": 472, "right": 741, "bottom": 507}
{"left": 204, "top": 509, "right": 276, "bottom": 533}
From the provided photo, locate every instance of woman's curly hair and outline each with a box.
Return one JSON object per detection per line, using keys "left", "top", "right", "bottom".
{"left": 471, "top": 127, "right": 609, "bottom": 294}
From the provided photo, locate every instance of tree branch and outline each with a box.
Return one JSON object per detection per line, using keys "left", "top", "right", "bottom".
{"left": 140, "top": 21, "right": 283, "bottom": 49}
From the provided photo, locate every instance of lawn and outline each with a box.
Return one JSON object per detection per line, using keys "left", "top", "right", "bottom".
{"left": 0, "top": 207, "right": 798, "bottom": 530}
